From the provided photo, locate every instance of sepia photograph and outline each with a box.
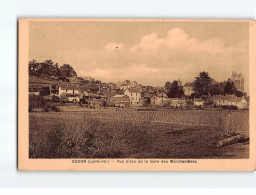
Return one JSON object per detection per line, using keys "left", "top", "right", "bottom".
{"left": 2, "top": 0, "right": 256, "bottom": 191}
{"left": 18, "top": 19, "right": 256, "bottom": 171}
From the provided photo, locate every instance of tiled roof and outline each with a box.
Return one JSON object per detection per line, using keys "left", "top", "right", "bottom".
{"left": 229, "top": 96, "right": 243, "bottom": 103}
{"left": 113, "top": 94, "right": 127, "bottom": 98}
{"left": 194, "top": 98, "right": 204, "bottom": 102}
{"left": 66, "top": 93, "right": 81, "bottom": 97}
{"left": 126, "top": 88, "right": 141, "bottom": 93}
{"left": 29, "top": 77, "right": 59, "bottom": 84}
{"left": 29, "top": 82, "right": 59, "bottom": 89}
{"left": 167, "top": 98, "right": 186, "bottom": 103}
{"left": 59, "top": 83, "right": 81, "bottom": 90}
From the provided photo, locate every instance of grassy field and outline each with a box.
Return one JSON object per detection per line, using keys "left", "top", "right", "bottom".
{"left": 29, "top": 110, "right": 249, "bottom": 159}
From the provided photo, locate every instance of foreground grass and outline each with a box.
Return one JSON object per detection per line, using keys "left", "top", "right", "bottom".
{"left": 29, "top": 111, "right": 249, "bottom": 159}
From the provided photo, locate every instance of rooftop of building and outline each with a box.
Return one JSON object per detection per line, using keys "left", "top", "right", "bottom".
{"left": 126, "top": 88, "right": 142, "bottom": 93}
{"left": 213, "top": 94, "right": 245, "bottom": 102}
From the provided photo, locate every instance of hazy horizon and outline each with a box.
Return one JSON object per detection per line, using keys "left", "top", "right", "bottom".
{"left": 29, "top": 21, "right": 249, "bottom": 92}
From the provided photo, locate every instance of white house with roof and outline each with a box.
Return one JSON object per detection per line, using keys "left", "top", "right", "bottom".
{"left": 183, "top": 82, "right": 195, "bottom": 96}
{"left": 169, "top": 98, "right": 187, "bottom": 108}
{"left": 213, "top": 94, "right": 247, "bottom": 109}
{"left": 194, "top": 98, "right": 204, "bottom": 107}
{"left": 59, "top": 83, "right": 80, "bottom": 95}
{"left": 111, "top": 94, "right": 130, "bottom": 107}
{"left": 58, "top": 83, "right": 81, "bottom": 102}
{"left": 151, "top": 93, "right": 168, "bottom": 106}
{"left": 124, "top": 88, "right": 142, "bottom": 106}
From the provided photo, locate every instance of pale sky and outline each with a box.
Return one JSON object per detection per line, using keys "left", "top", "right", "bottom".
{"left": 29, "top": 21, "right": 249, "bottom": 92}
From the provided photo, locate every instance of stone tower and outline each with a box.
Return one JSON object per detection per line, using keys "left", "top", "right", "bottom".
{"left": 231, "top": 71, "right": 244, "bottom": 92}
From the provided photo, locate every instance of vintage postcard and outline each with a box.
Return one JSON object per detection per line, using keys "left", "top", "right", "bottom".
{"left": 18, "top": 19, "right": 256, "bottom": 171}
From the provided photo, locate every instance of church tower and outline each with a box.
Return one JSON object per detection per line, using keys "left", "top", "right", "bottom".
{"left": 231, "top": 71, "right": 244, "bottom": 92}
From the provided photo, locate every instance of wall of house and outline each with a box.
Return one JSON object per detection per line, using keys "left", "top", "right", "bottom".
{"left": 59, "top": 87, "right": 80, "bottom": 96}
{"left": 29, "top": 91, "right": 40, "bottom": 96}
{"left": 67, "top": 96, "right": 80, "bottom": 102}
{"left": 171, "top": 100, "right": 186, "bottom": 107}
{"left": 151, "top": 96, "right": 167, "bottom": 106}
{"left": 215, "top": 98, "right": 247, "bottom": 109}
{"left": 183, "top": 86, "right": 194, "bottom": 96}
{"left": 194, "top": 101, "right": 204, "bottom": 107}
{"left": 216, "top": 99, "right": 229, "bottom": 106}
{"left": 228, "top": 99, "right": 247, "bottom": 109}
{"left": 111, "top": 96, "right": 130, "bottom": 107}
{"left": 124, "top": 90, "right": 141, "bottom": 106}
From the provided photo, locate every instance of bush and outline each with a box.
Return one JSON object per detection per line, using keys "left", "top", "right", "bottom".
{"left": 29, "top": 95, "right": 45, "bottom": 108}
{"left": 229, "top": 105, "right": 238, "bottom": 110}
{"left": 29, "top": 109, "right": 249, "bottom": 158}
{"left": 220, "top": 105, "right": 238, "bottom": 110}
{"left": 29, "top": 113, "right": 155, "bottom": 158}
{"left": 52, "top": 95, "right": 60, "bottom": 102}
{"left": 220, "top": 105, "right": 228, "bottom": 109}
{"left": 51, "top": 105, "right": 61, "bottom": 112}
{"left": 126, "top": 125, "right": 153, "bottom": 152}
{"left": 42, "top": 106, "right": 50, "bottom": 112}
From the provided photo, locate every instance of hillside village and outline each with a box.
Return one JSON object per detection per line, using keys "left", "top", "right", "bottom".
{"left": 29, "top": 60, "right": 249, "bottom": 111}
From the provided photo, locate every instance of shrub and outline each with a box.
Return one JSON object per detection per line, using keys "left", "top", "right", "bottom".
{"left": 51, "top": 105, "right": 61, "bottom": 112}
{"left": 220, "top": 105, "right": 238, "bottom": 110}
{"left": 42, "top": 106, "right": 50, "bottom": 112}
{"left": 29, "top": 113, "right": 155, "bottom": 158}
{"left": 229, "top": 105, "right": 238, "bottom": 110}
{"left": 221, "top": 105, "right": 229, "bottom": 109}
{"left": 52, "top": 95, "right": 60, "bottom": 102}
{"left": 29, "top": 95, "right": 45, "bottom": 108}
{"left": 29, "top": 110, "right": 249, "bottom": 158}
{"left": 126, "top": 125, "right": 153, "bottom": 152}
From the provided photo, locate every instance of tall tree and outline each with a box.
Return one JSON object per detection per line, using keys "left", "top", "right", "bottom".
{"left": 28, "top": 60, "right": 77, "bottom": 79}
{"left": 209, "top": 82, "right": 226, "bottom": 96}
{"left": 164, "top": 81, "right": 172, "bottom": 91}
{"left": 167, "top": 80, "right": 184, "bottom": 98}
{"left": 29, "top": 59, "right": 38, "bottom": 76}
{"left": 224, "top": 79, "right": 236, "bottom": 95}
{"left": 40, "top": 59, "right": 54, "bottom": 76}
{"left": 194, "top": 71, "right": 212, "bottom": 96}
{"left": 59, "top": 64, "right": 77, "bottom": 78}
{"left": 209, "top": 83, "right": 221, "bottom": 95}
{"left": 234, "top": 90, "right": 244, "bottom": 97}
{"left": 49, "top": 63, "right": 60, "bottom": 77}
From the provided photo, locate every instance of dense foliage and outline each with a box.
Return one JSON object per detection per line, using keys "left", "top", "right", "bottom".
{"left": 164, "top": 80, "right": 184, "bottom": 98}
{"left": 29, "top": 59, "right": 77, "bottom": 78}
{"left": 164, "top": 71, "right": 244, "bottom": 98}
{"left": 193, "top": 72, "right": 243, "bottom": 97}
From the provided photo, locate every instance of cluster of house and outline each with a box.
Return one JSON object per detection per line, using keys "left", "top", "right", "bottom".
{"left": 29, "top": 83, "right": 248, "bottom": 110}
{"left": 116, "top": 80, "right": 139, "bottom": 91}
{"left": 29, "top": 71, "right": 248, "bottom": 109}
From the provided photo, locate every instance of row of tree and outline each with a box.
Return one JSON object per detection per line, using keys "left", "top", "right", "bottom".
{"left": 164, "top": 71, "right": 244, "bottom": 98}
{"left": 164, "top": 80, "right": 184, "bottom": 98}
{"left": 29, "top": 59, "right": 77, "bottom": 78}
